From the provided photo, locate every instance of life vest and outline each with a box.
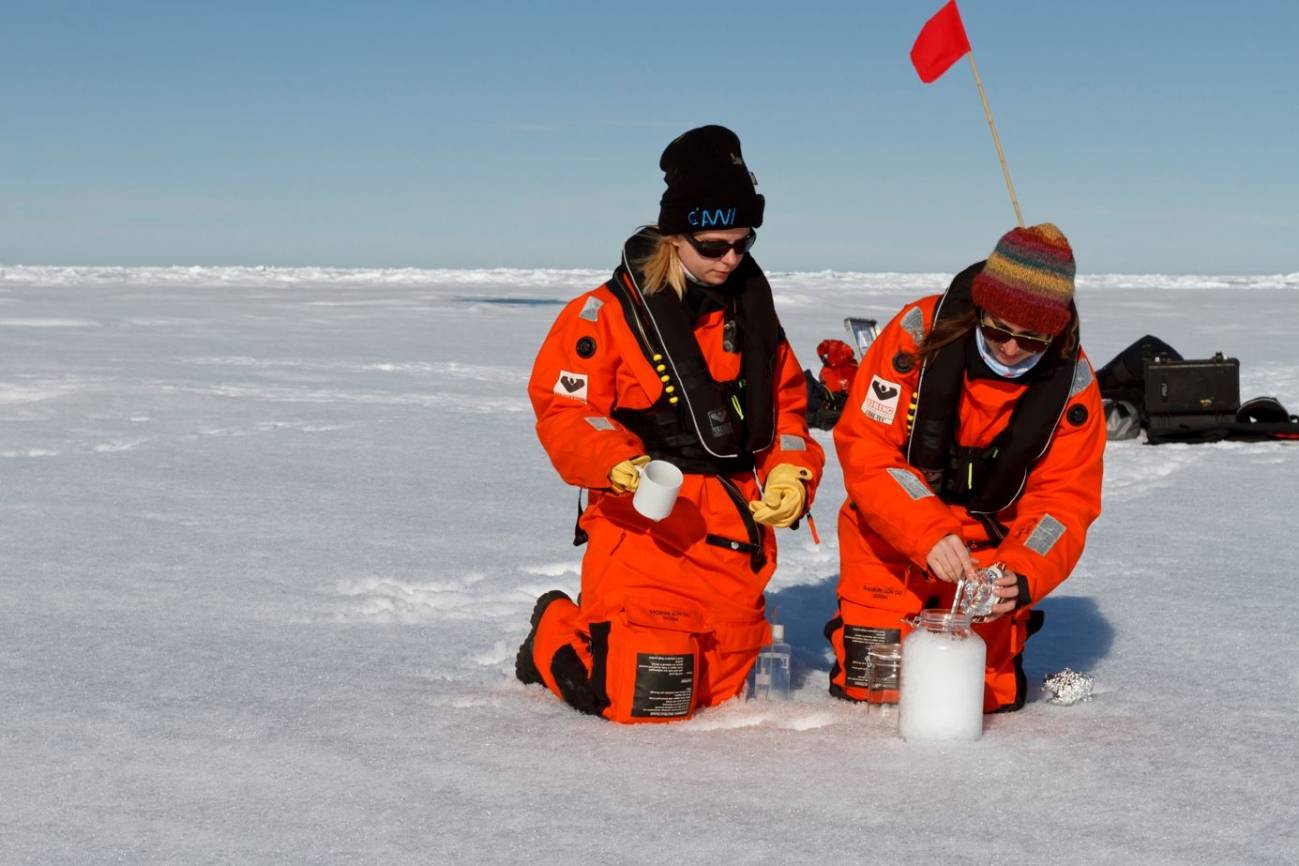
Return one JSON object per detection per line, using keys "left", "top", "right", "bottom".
{"left": 906, "top": 262, "right": 1080, "bottom": 533}
{"left": 604, "top": 227, "right": 780, "bottom": 475}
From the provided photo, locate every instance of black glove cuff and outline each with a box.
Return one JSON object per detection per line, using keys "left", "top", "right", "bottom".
{"left": 1014, "top": 571, "right": 1032, "bottom": 610}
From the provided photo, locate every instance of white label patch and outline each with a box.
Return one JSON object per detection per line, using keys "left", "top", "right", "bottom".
{"left": 862, "top": 375, "right": 903, "bottom": 424}
{"left": 553, "top": 370, "right": 588, "bottom": 402}
{"left": 887, "top": 467, "right": 934, "bottom": 500}
{"left": 585, "top": 416, "right": 615, "bottom": 431}
{"left": 1025, "top": 514, "right": 1067, "bottom": 556}
{"left": 779, "top": 434, "right": 806, "bottom": 452}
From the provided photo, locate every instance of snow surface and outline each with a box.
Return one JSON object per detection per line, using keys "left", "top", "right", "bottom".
{"left": 2, "top": 265, "right": 1297, "bottom": 863}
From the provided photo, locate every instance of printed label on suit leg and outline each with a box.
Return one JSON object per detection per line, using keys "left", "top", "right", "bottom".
{"left": 631, "top": 653, "right": 694, "bottom": 718}
{"left": 843, "top": 625, "right": 902, "bottom": 689}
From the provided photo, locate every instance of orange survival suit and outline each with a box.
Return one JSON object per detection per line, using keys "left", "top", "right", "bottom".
{"left": 829, "top": 263, "right": 1105, "bottom": 712}
{"left": 522, "top": 228, "right": 824, "bottom": 723}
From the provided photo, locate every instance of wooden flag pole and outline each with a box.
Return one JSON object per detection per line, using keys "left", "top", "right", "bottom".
{"left": 967, "top": 53, "right": 1024, "bottom": 227}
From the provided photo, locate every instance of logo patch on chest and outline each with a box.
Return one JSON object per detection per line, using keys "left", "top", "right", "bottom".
{"left": 862, "top": 375, "right": 902, "bottom": 423}
{"left": 553, "top": 370, "right": 588, "bottom": 402}
{"left": 707, "top": 408, "right": 733, "bottom": 437}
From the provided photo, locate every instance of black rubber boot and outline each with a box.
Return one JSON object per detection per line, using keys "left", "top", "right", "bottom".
{"left": 514, "top": 590, "right": 573, "bottom": 686}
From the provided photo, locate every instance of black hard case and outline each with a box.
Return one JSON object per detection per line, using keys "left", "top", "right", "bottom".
{"left": 1144, "top": 353, "right": 1240, "bottom": 415}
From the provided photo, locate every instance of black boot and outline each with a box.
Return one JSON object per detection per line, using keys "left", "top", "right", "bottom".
{"left": 514, "top": 590, "right": 573, "bottom": 686}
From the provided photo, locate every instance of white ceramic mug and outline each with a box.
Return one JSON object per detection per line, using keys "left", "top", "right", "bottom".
{"left": 632, "top": 460, "right": 683, "bottom": 521}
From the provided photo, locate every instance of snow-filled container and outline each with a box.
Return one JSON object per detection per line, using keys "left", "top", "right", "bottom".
{"left": 897, "top": 610, "right": 985, "bottom": 742}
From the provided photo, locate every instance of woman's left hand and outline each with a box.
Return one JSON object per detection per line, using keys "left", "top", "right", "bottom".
{"left": 748, "top": 464, "right": 812, "bottom": 528}
{"left": 979, "top": 569, "right": 1021, "bottom": 623}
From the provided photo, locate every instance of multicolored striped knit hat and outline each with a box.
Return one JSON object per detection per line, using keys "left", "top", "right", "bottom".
{"left": 971, "top": 223, "right": 1075, "bottom": 337}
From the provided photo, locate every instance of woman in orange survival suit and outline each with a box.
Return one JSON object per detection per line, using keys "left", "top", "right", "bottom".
{"left": 515, "top": 126, "right": 824, "bottom": 723}
{"left": 828, "top": 224, "right": 1105, "bottom": 713}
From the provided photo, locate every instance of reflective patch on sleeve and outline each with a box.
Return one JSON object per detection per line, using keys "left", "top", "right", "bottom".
{"left": 900, "top": 306, "right": 927, "bottom": 346}
{"left": 579, "top": 295, "right": 603, "bottom": 323}
{"left": 1069, "top": 358, "right": 1094, "bottom": 397}
{"left": 887, "top": 467, "right": 934, "bottom": 501}
{"left": 1024, "top": 514, "right": 1067, "bottom": 556}
{"left": 779, "top": 434, "right": 806, "bottom": 452}
{"left": 585, "top": 416, "right": 615, "bottom": 431}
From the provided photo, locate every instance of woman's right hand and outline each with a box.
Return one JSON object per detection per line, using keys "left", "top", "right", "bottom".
{"left": 925, "top": 534, "right": 979, "bottom": 584}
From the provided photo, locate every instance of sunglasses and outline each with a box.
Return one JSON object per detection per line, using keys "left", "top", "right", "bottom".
{"left": 683, "top": 231, "right": 757, "bottom": 259}
{"left": 979, "top": 314, "right": 1053, "bottom": 353}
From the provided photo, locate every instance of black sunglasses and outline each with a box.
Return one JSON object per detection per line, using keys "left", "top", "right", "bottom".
{"left": 683, "top": 231, "right": 757, "bottom": 259}
{"left": 978, "top": 314, "right": 1053, "bottom": 353}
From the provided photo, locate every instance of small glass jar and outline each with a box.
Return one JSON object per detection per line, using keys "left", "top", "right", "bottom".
{"left": 865, "top": 643, "right": 902, "bottom": 708}
{"left": 897, "top": 610, "right": 986, "bottom": 742}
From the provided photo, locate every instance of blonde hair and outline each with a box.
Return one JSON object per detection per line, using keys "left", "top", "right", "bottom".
{"left": 637, "top": 232, "right": 687, "bottom": 299}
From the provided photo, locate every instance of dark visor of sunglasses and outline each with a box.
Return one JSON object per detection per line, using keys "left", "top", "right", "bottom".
{"left": 684, "top": 231, "right": 756, "bottom": 259}
{"left": 978, "top": 316, "right": 1053, "bottom": 352}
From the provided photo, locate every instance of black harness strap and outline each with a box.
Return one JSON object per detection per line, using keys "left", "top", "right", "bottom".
{"left": 907, "top": 262, "right": 1079, "bottom": 517}
{"left": 570, "top": 229, "right": 783, "bottom": 569}
{"left": 713, "top": 474, "right": 767, "bottom": 573}
{"left": 604, "top": 227, "right": 779, "bottom": 467}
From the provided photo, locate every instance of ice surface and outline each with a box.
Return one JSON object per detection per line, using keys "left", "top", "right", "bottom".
{"left": 1, "top": 265, "right": 1297, "bottom": 862}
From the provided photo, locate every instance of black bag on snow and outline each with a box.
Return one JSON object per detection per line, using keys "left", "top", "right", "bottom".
{"left": 1095, "top": 335, "right": 1181, "bottom": 425}
{"left": 1098, "top": 336, "right": 1299, "bottom": 444}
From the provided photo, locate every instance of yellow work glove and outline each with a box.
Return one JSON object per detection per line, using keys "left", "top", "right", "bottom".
{"left": 748, "top": 464, "right": 813, "bottom": 528}
{"left": 608, "top": 455, "right": 651, "bottom": 494}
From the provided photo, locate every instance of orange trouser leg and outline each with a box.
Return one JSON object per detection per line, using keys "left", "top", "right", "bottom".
{"left": 694, "top": 616, "right": 772, "bottom": 710}
{"left": 974, "top": 607, "right": 1040, "bottom": 713}
{"left": 530, "top": 590, "right": 711, "bottom": 725}
{"left": 529, "top": 594, "right": 606, "bottom": 715}
{"left": 530, "top": 595, "right": 771, "bottom": 723}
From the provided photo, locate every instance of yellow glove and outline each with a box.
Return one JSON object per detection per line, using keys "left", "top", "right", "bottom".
{"left": 609, "top": 455, "right": 651, "bottom": 494}
{"left": 748, "top": 464, "right": 813, "bottom": 528}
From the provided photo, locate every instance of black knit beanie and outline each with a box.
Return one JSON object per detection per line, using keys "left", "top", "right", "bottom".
{"left": 657, "top": 125, "right": 764, "bottom": 235}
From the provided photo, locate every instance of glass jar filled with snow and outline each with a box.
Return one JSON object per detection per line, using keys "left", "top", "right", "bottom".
{"left": 897, "top": 610, "right": 986, "bottom": 742}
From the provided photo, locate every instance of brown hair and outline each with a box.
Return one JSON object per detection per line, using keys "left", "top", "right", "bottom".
{"left": 637, "top": 232, "right": 687, "bottom": 299}
{"left": 912, "top": 305, "right": 1080, "bottom": 368}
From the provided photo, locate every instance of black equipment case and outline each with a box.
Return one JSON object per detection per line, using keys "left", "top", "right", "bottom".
{"left": 1099, "top": 336, "right": 1297, "bottom": 444}
{"left": 1144, "top": 353, "right": 1240, "bottom": 416}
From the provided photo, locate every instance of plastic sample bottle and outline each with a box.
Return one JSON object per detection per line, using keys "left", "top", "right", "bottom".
{"left": 751, "top": 623, "right": 792, "bottom": 700}
{"left": 897, "top": 610, "right": 986, "bottom": 741}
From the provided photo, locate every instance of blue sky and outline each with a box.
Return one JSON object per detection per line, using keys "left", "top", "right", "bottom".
{"left": 3, "top": 1, "right": 1296, "bottom": 273}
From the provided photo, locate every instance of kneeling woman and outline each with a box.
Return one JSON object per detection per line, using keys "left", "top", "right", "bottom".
{"left": 828, "top": 224, "right": 1105, "bottom": 712}
{"left": 516, "top": 126, "right": 824, "bottom": 723}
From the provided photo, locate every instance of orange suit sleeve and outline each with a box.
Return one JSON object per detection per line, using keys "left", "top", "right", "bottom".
{"left": 527, "top": 291, "right": 645, "bottom": 490}
{"left": 833, "top": 301, "right": 965, "bottom": 567}
{"left": 995, "top": 354, "right": 1106, "bottom": 604}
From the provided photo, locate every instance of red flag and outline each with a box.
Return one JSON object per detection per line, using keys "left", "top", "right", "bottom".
{"left": 910, "top": 0, "right": 971, "bottom": 83}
